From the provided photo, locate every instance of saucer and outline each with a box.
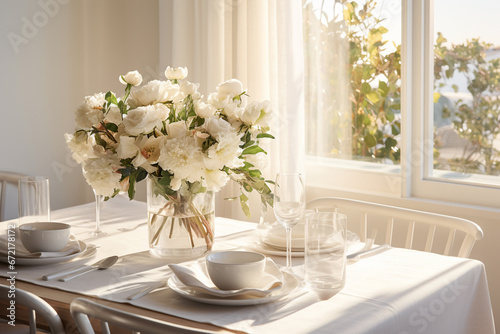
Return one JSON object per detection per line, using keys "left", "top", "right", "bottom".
{"left": 168, "top": 271, "right": 298, "bottom": 306}
{"left": 0, "top": 240, "right": 87, "bottom": 266}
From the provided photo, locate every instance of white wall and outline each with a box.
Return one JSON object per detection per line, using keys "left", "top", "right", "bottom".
{"left": 0, "top": 0, "right": 158, "bottom": 220}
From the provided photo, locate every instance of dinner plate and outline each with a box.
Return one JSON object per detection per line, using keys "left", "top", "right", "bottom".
{"left": 168, "top": 271, "right": 298, "bottom": 306}
{"left": 0, "top": 240, "right": 87, "bottom": 266}
{"left": 252, "top": 230, "right": 360, "bottom": 257}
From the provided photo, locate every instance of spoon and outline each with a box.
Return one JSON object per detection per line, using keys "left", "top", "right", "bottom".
{"left": 59, "top": 255, "right": 119, "bottom": 282}
{"left": 168, "top": 264, "right": 282, "bottom": 298}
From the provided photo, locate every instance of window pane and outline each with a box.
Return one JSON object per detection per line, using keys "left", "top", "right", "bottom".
{"left": 303, "top": 0, "right": 402, "bottom": 165}
{"left": 433, "top": 0, "right": 500, "bottom": 182}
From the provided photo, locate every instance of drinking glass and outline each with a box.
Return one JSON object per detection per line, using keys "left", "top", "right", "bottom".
{"left": 18, "top": 176, "right": 50, "bottom": 226}
{"left": 305, "top": 211, "right": 347, "bottom": 299}
{"left": 273, "top": 172, "right": 305, "bottom": 271}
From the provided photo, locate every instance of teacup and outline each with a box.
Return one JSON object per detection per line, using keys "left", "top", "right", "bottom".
{"left": 206, "top": 251, "right": 266, "bottom": 290}
{"left": 19, "top": 222, "right": 71, "bottom": 253}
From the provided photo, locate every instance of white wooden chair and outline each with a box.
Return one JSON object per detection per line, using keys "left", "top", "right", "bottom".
{"left": 70, "top": 298, "right": 215, "bottom": 334}
{"left": 0, "top": 284, "right": 66, "bottom": 334}
{"left": 0, "top": 171, "right": 29, "bottom": 221}
{"left": 307, "top": 197, "right": 483, "bottom": 258}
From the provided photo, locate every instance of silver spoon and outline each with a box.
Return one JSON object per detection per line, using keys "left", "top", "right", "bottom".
{"left": 59, "top": 255, "right": 119, "bottom": 282}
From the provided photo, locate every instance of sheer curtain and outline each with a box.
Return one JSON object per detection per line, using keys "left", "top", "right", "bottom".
{"left": 159, "top": 0, "right": 305, "bottom": 221}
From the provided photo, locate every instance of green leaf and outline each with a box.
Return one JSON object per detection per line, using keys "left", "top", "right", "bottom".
{"left": 105, "top": 122, "right": 118, "bottom": 132}
{"left": 386, "top": 108, "right": 395, "bottom": 122}
{"left": 385, "top": 137, "right": 398, "bottom": 149}
{"left": 256, "top": 133, "right": 275, "bottom": 139}
{"left": 242, "top": 145, "right": 265, "bottom": 155}
{"left": 364, "top": 133, "right": 377, "bottom": 147}
{"left": 366, "top": 92, "right": 380, "bottom": 104}
{"left": 241, "top": 140, "right": 255, "bottom": 149}
{"left": 239, "top": 193, "right": 251, "bottom": 218}
{"left": 361, "top": 82, "right": 372, "bottom": 94}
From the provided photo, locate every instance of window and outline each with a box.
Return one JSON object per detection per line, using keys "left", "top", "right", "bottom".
{"left": 304, "top": 0, "right": 500, "bottom": 208}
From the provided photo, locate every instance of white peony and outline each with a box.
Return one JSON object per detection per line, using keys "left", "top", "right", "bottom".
{"left": 205, "top": 132, "right": 243, "bottom": 170}
{"left": 128, "top": 80, "right": 179, "bottom": 108}
{"left": 203, "top": 169, "right": 230, "bottom": 191}
{"left": 216, "top": 79, "right": 244, "bottom": 98}
{"left": 65, "top": 132, "right": 95, "bottom": 164}
{"left": 157, "top": 133, "right": 205, "bottom": 189}
{"left": 123, "top": 104, "right": 168, "bottom": 136}
{"left": 203, "top": 117, "right": 233, "bottom": 137}
{"left": 82, "top": 156, "right": 122, "bottom": 197}
{"left": 165, "top": 66, "right": 188, "bottom": 80}
{"left": 119, "top": 70, "right": 143, "bottom": 86}
{"left": 75, "top": 93, "right": 105, "bottom": 130}
{"left": 194, "top": 101, "right": 216, "bottom": 118}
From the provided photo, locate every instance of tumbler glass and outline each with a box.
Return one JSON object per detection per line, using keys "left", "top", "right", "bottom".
{"left": 18, "top": 176, "right": 50, "bottom": 226}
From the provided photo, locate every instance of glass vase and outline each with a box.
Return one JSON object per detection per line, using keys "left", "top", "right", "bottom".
{"left": 147, "top": 177, "right": 215, "bottom": 259}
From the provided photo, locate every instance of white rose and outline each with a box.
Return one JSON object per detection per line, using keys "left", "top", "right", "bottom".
{"left": 165, "top": 66, "right": 188, "bottom": 80}
{"left": 194, "top": 101, "right": 216, "bottom": 118}
{"left": 104, "top": 105, "right": 122, "bottom": 125}
{"left": 216, "top": 79, "right": 244, "bottom": 98}
{"left": 75, "top": 93, "right": 105, "bottom": 130}
{"left": 117, "top": 136, "right": 138, "bottom": 159}
{"left": 123, "top": 104, "right": 168, "bottom": 136}
{"left": 128, "top": 80, "right": 179, "bottom": 108}
{"left": 166, "top": 121, "right": 187, "bottom": 139}
{"left": 119, "top": 70, "right": 143, "bottom": 86}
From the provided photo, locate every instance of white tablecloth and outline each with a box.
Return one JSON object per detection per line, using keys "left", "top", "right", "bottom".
{"left": 0, "top": 198, "right": 495, "bottom": 334}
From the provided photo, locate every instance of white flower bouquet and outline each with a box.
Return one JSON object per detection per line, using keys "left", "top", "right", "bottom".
{"left": 65, "top": 66, "right": 274, "bottom": 254}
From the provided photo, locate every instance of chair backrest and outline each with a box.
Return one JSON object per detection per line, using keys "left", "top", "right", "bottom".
{"left": 0, "top": 284, "right": 65, "bottom": 334}
{"left": 0, "top": 171, "right": 28, "bottom": 221}
{"left": 70, "top": 298, "right": 215, "bottom": 334}
{"left": 307, "top": 197, "right": 483, "bottom": 258}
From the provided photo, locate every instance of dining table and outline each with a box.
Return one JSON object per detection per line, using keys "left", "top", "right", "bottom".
{"left": 0, "top": 197, "right": 496, "bottom": 334}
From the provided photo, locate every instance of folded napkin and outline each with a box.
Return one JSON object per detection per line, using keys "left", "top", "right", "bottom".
{"left": 0, "top": 231, "right": 82, "bottom": 258}
{"left": 168, "top": 258, "right": 283, "bottom": 298}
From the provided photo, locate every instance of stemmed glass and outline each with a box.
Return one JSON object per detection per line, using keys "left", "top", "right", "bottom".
{"left": 273, "top": 172, "right": 306, "bottom": 272}
{"left": 93, "top": 190, "right": 104, "bottom": 235}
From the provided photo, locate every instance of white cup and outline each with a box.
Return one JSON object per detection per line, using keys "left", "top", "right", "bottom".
{"left": 19, "top": 222, "right": 71, "bottom": 253}
{"left": 305, "top": 211, "right": 347, "bottom": 299}
{"left": 18, "top": 176, "right": 50, "bottom": 226}
{"left": 206, "top": 251, "right": 266, "bottom": 290}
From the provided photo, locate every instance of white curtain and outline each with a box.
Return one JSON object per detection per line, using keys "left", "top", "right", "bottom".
{"left": 159, "top": 0, "right": 305, "bottom": 222}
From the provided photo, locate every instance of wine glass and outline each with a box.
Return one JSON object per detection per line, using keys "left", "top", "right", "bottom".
{"left": 93, "top": 190, "right": 104, "bottom": 235}
{"left": 273, "top": 172, "right": 306, "bottom": 272}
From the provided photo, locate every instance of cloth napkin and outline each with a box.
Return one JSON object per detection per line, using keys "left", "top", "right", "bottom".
{"left": 0, "top": 232, "right": 82, "bottom": 258}
{"left": 168, "top": 258, "right": 283, "bottom": 297}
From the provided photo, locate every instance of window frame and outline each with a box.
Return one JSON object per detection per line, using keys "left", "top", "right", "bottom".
{"left": 305, "top": 0, "right": 500, "bottom": 209}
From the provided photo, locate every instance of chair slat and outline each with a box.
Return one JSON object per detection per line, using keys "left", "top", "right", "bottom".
{"left": 306, "top": 197, "right": 483, "bottom": 258}
{"left": 444, "top": 229, "right": 456, "bottom": 256}
{"left": 424, "top": 224, "right": 436, "bottom": 252}
{"left": 29, "top": 310, "right": 36, "bottom": 334}
{"left": 405, "top": 221, "right": 415, "bottom": 249}
{"left": 385, "top": 218, "right": 394, "bottom": 245}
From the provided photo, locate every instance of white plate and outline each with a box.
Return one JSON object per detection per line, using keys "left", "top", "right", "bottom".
{"left": 252, "top": 231, "right": 360, "bottom": 257}
{"left": 1, "top": 240, "right": 87, "bottom": 266}
{"left": 168, "top": 271, "right": 298, "bottom": 306}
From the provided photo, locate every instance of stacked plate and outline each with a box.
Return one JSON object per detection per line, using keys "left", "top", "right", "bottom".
{"left": 0, "top": 233, "right": 87, "bottom": 266}
{"left": 167, "top": 258, "right": 299, "bottom": 306}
